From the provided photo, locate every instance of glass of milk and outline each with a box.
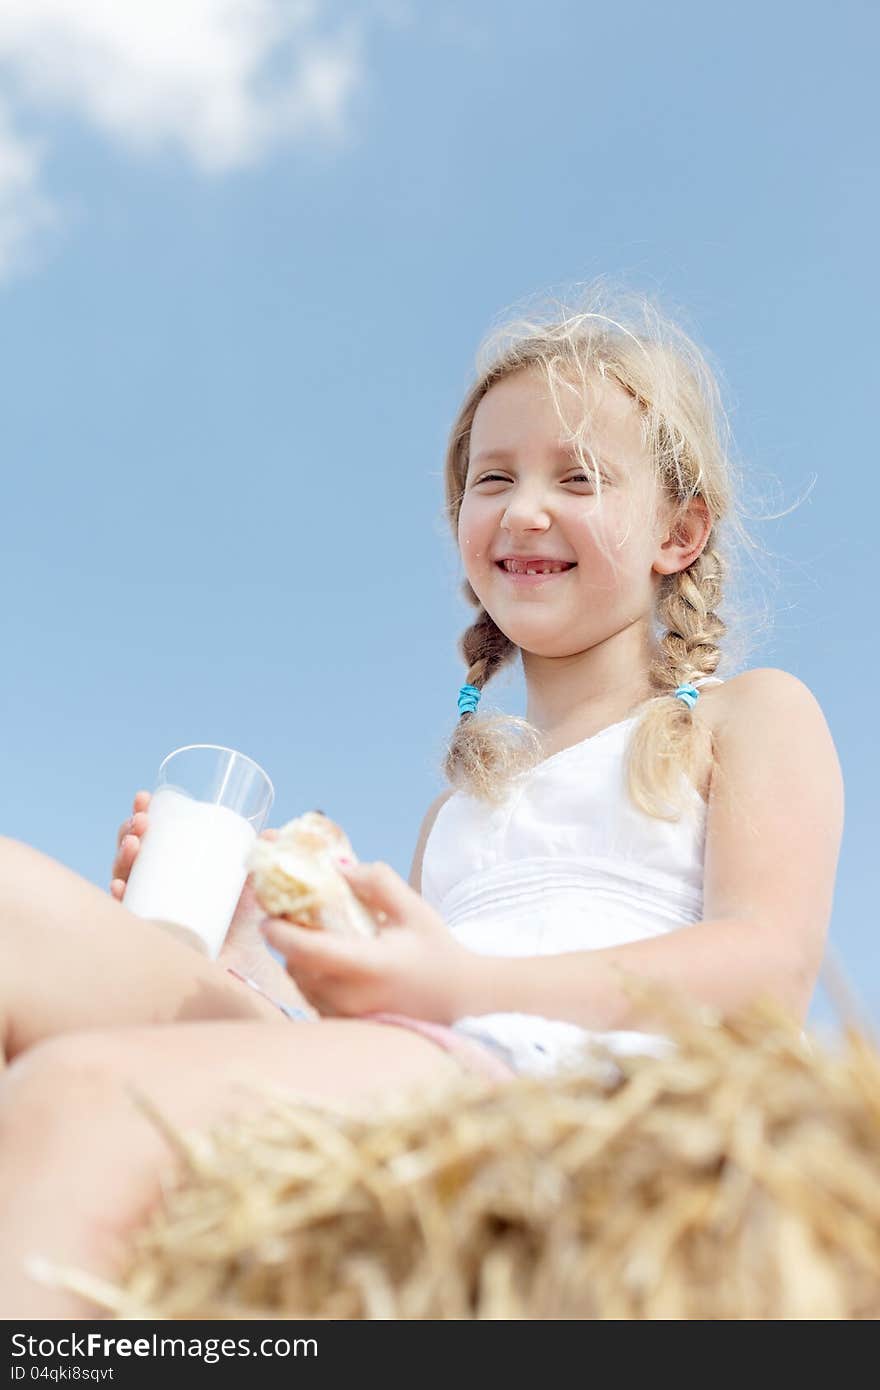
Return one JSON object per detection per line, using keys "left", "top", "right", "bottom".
{"left": 122, "top": 744, "right": 274, "bottom": 959}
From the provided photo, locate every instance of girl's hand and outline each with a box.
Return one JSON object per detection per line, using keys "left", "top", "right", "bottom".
{"left": 260, "top": 860, "right": 476, "bottom": 1024}
{"left": 109, "top": 795, "right": 279, "bottom": 967}
{"left": 110, "top": 790, "right": 152, "bottom": 900}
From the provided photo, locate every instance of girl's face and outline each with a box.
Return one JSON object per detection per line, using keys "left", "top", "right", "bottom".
{"left": 457, "top": 367, "right": 670, "bottom": 660}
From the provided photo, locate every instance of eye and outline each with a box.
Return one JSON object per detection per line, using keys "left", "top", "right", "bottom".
{"left": 476, "top": 472, "right": 599, "bottom": 486}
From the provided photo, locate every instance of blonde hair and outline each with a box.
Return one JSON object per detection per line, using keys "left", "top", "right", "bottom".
{"left": 440, "top": 283, "right": 767, "bottom": 820}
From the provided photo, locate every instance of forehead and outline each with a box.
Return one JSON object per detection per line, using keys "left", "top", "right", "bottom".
{"left": 470, "top": 367, "right": 646, "bottom": 468}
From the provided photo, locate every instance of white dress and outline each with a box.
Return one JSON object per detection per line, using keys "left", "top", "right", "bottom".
{"left": 421, "top": 677, "right": 725, "bottom": 1076}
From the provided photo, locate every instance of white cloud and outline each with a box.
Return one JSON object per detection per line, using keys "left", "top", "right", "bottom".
{"left": 0, "top": 0, "right": 369, "bottom": 278}
{"left": 0, "top": 101, "right": 55, "bottom": 278}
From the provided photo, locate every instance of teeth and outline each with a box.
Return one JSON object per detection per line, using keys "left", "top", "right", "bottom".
{"left": 503, "top": 560, "right": 570, "bottom": 575}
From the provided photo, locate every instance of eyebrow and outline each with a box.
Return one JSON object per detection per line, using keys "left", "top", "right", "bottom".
{"left": 470, "top": 446, "right": 615, "bottom": 470}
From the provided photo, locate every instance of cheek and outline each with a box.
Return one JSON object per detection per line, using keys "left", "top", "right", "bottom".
{"left": 457, "top": 501, "right": 487, "bottom": 558}
{"left": 568, "top": 512, "right": 642, "bottom": 588}
{"left": 571, "top": 497, "right": 640, "bottom": 554}
{"left": 569, "top": 511, "right": 614, "bottom": 560}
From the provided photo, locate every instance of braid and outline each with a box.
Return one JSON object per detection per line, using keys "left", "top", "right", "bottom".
{"left": 650, "top": 542, "right": 726, "bottom": 696}
{"left": 458, "top": 595, "right": 516, "bottom": 722}
{"left": 620, "top": 537, "right": 728, "bottom": 821}
{"left": 442, "top": 583, "right": 541, "bottom": 802}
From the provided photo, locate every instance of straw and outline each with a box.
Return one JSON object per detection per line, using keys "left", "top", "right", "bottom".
{"left": 42, "top": 981, "right": 880, "bottom": 1320}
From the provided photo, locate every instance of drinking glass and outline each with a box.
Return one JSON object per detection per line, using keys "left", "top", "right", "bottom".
{"left": 123, "top": 744, "right": 274, "bottom": 958}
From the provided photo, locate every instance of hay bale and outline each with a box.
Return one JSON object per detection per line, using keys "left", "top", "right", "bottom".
{"left": 51, "top": 991, "right": 880, "bottom": 1319}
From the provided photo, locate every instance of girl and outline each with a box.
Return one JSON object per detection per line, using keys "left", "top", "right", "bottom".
{"left": 0, "top": 293, "right": 843, "bottom": 1318}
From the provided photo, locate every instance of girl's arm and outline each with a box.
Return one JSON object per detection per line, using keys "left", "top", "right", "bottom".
{"left": 458, "top": 913, "right": 812, "bottom": 1031}
{"left": 456, "top": 669, "right": 845, "bottom": 1031}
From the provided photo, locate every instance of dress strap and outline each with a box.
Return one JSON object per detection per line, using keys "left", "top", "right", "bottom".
{"left": 692, "top": 676, "right": 724, "bottom": 688}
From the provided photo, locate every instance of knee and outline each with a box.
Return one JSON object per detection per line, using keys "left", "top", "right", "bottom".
{"left": 0, "top": 833, "right": 43, "bottom": 877}
{"left": 2, "top": 1032, "right": 125, "bottom": 1130}
{"left": 0, "top": 836, "right": 58, "bottom": 920}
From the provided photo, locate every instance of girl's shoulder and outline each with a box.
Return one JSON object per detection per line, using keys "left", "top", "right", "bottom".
{"left": 696, "top": 668, "right": 830, "bottom": 804}
{"left": 702, "top": 667, "right": 826, "bottom": 737}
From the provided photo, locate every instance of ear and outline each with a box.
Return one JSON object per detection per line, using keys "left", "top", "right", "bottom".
{"left": 653, "top": 495, "right": 713, "bottom": 576}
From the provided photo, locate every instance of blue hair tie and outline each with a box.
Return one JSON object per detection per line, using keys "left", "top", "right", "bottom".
{"left": 459, "top": 681, "right": 698, "bottom": 715}
{"left": 458, "top": 683, "right": 481, "bottom": 716}
{"left": 673, "top": 682, "right": 700, "bottom": 711}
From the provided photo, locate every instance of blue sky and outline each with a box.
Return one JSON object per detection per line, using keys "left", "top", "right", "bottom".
{"left": 0, "top": 1, "right": 876, "bottom": 1035}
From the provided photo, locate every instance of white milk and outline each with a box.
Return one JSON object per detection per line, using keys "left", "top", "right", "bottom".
{"left": 123, "top": 786, "right": 258, "bottom": 958}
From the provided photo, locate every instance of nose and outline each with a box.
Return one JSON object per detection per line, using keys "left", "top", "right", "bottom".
{"left": 500, "top": 487, "right": 553, "bottom": 534}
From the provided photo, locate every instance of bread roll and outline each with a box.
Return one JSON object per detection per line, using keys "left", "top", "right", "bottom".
{"left": 246, "top": 811, "right": 377, "bottom": 938}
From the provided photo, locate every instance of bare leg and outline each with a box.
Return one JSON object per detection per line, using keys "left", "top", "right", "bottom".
{"left": 0, "top": 835, "right": 293, "bottom": 1066}
{"left": 0, "top": 1017, "right": 464, "bottom": 1318}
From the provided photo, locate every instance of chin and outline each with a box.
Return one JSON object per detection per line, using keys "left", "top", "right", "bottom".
{"left": 491, "top": 621, "right": 570, "bottom": 655}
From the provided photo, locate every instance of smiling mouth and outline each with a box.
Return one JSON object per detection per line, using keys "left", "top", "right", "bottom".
{"left": 495, "top": 561, "right": 577, "bottom": 579}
